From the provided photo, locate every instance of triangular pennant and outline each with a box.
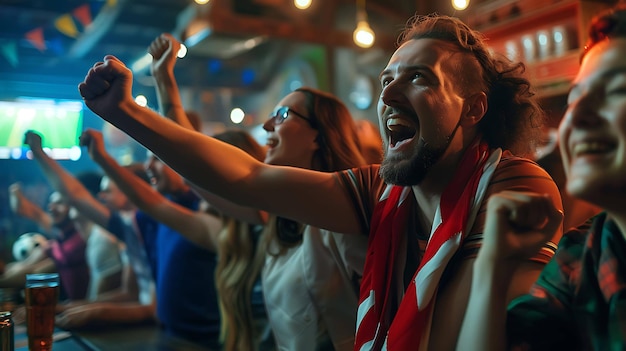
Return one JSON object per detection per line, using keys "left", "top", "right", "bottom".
{"left": 73, "top": 4, "right": 92, "bottom": 27}
{"left": 48, "top": 37, "right": 65, "bottom": 56}
{"left": 0, "top": 40, "right": 18, "bottom": 67}
{"left": 25, "top": 27, "right": 46, "bottom": 52}
{"left": 54, "top": 14, "right": 79, "bottom": 38}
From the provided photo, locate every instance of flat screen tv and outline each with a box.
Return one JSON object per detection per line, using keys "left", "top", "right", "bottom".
{"left": 0, "top": 99, "right": 84, "bottom": 160}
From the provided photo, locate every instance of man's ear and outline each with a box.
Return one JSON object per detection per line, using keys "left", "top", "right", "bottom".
{"left": 462, "top": 92, "right": 487, "bottom": 126}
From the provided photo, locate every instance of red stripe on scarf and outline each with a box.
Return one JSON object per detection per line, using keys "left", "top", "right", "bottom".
{"left": 355, "top": 141, "right": 489, "bottom": 351}
{"left": 355, "top": 185, "right": 412, "bottom": 350}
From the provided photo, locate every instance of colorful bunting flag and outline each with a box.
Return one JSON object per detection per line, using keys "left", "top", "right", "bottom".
{"left": 0, "top": 40, "right": 18, "bottom": 67}
{"left": 48, "top": 37, "right": 65, "bottom": 56}
{"left": 20, "top": 1, "right": 119, "bottom": 57}
{"left": 25, "top": 28, "right": 46, "bottom": 52}
{"left": 73, "top": 4, "right": 92, "bottom": 28}
{"left": 54, "top": 14, "right": 79, "bottom": 38}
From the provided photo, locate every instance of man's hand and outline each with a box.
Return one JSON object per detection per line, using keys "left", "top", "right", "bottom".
{"left": 78, "top": 55, "right": 134, "bottom": 120}
{"left": 79, "top": 129, "right": 107, "bottom": 162}
{"left": 149, "top": 33, "right": 181, "bottom": 80}
{"left": 481, "top": 191, "right": 563, "bottom": 264}
{"left": 23, "top": 130, "right": 44, "bottom": 152}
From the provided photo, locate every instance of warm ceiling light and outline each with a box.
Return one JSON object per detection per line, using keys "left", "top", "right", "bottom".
{"left": 353, "top": 21, "right": 375, "bottom": 48}
{"left": 451, "top": 0, "right": 470, "bottom": 11}
{"left": 353, "top": 0, "right": 375, "bottom": 48}
{"left": 294, "top": 0, "right": 312, "bottom": 10}
{"left": 195, "top": 0, "right": 210, "bottom": 4}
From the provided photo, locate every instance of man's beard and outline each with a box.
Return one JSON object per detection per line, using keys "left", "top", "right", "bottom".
{"left": 379, "top": 137, "right": 447, "bottom": 186}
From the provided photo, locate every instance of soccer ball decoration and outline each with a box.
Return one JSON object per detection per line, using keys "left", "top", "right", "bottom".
{"left": 12, "top": 232, "right": 48, "bottom": 261}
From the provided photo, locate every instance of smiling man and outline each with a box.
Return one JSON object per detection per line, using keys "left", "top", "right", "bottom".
{"left": 457, "top": 4, "right": 626, "bottom": 350}
{"left": 78, "top": 14, "right": 562, "bottom": 351}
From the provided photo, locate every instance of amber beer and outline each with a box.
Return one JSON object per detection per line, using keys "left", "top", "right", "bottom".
{"left": 25, "top": 274, "right": 59, "bottom": 351}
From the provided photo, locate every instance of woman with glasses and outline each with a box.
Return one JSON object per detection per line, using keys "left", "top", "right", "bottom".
{"left": 251, "top": 87, "right": 369, "bottom": 350}
{"left": 173, "top": 88, "right": 369, "bottom": 350}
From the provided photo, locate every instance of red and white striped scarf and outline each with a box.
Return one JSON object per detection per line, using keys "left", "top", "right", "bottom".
{"left": 354, "top": 141, "right": 501, "bottom": 351}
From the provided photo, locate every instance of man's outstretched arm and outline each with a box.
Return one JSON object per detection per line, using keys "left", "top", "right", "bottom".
{"left": 9, "top": 183, "right": 53, "bottom": 233}
{"left": 148, "top": 33, "right": 194, "bottom": 130}
{"left": 24, "top": 131, "right": 111, "bottom": 228}
{"left": 78, "top": 55, "right": 363, "bottom": 235}
{"left": 81, "top": 129, "right": 222, "bottom": 251}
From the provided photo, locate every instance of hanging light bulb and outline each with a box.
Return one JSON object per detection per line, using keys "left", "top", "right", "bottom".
{"left": 353, "top": 0, "right": 375, "bottom": 48}
{"left": 294, "top": 0, "right": 312, "bottom": 10}
{"left": 451, "top": 0, "right": 470, "bottom": 11}
{"left": 354, "top": 20, "right": 375, "bottom": 48}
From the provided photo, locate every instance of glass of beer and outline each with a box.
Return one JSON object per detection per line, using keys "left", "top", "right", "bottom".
{"left": 25, "top": 273, "right": 59, "bottom": 351}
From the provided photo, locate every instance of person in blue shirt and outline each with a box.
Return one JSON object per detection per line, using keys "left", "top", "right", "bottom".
{"left": 80, "top": 129, "right": 220, "bottom": 348}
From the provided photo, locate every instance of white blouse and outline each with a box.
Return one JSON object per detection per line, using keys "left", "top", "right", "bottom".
{"left": 262, "top": 226, "right": 368, "bottom": 351}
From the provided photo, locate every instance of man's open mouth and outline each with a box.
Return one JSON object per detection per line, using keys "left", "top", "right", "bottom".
{"left": 387, "top": 117, "right": 416, "bottom": 147}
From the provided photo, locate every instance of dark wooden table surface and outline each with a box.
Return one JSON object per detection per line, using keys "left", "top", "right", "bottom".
{"left": 14, "top": 323, "right": 215, "bottom": 351}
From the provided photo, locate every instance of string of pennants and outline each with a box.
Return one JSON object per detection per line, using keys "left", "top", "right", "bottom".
{"left": 0, "top": 0, "right": 117, "bottom": 67}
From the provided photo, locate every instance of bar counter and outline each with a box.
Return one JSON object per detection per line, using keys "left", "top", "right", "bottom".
{"left": 14, "top": 323, "right": 214, "bottom": 351}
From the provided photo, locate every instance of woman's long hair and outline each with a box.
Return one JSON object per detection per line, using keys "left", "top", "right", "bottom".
{"left": 212, "top": 130, "right": 268, "bottom": 351}
{"left": 216, "top": 220, "right": 267, "bottom": 351}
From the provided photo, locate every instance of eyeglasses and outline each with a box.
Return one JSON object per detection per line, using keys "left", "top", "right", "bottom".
{"left": 268, "top": 106, "right": 312, "bottom": 125}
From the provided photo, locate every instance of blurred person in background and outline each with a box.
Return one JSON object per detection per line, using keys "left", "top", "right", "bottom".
{"left": 24, "top": 132, "right": 124, "bottom": 301}
{"left": 457, "top": 4, "right": 626, "bottom": 350}
{"left": 79, "top": 128, "right": 220, "bottom": 349}
{"left": 535, "top": 131, "right": 601, "bottom": 231}
{"left": 3, "top": 187, "right": 89, "bottom": 301}
{"left": 19, "top": 130, "right": 157, "bottom": 329}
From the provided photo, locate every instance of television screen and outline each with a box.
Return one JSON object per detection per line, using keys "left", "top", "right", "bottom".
{"left": 0, "top": 99, "right": 84, "bottom": 160}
